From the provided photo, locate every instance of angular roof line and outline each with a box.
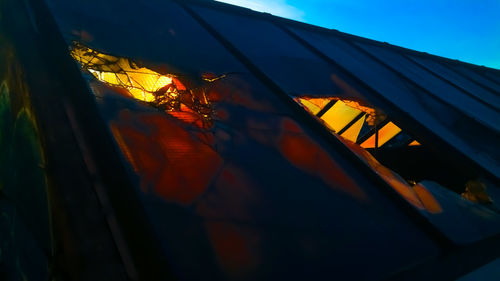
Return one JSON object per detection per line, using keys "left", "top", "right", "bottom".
{"left": 186, "top": 0, "right": 500, "bottom": 74}
{"left": 176, "top": 0, "right": 500, "bottom": 180}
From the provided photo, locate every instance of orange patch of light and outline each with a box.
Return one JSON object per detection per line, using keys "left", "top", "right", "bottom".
{"left": 278, "top": 118, "right": 367, "bottom": 201}
{"left": 205, "top": 222, "right": 259, "bottom": 278}
{"left": 71, "top": 43, "right": 181, "bottom": 103}
{"left": 413, "top": 184, "right": 443, "bottom": 214}
{"left": 361, "top": 122, "right": 402, "bottom": 148}
{"left": 341, "top": 140, "right": 425, "bottom": 210}
{"left": 110, "top": 110, "right": 223, "bottom": 205}
{"left": 340, "top": 115, "right": 365, "bottom": 142}
{"left": 409, "top": 140, "right": 421, "bottom": 146}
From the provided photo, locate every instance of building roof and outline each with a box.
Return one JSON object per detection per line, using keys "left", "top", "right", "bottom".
{"left": 1, "top": 0, "right": 499, "bottom": 280}
{"left": 47, "top": 0, "right": 500, "bottom": 179}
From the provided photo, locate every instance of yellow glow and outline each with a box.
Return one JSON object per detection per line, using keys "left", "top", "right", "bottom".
{"left": 71, "top": 42, "right": 216, "bottom": 128}
{"left": 306, "top": 98, "right": 334, "bottom": 109}
{"left": 71, "top": 43, "right": 175, "bottom": 102}
{"left": 321, "top": 100, "right": 363, "bottom": 132}
{"left": 408, "top": 140, "right": 421, "bottom": 146}
{"left": 341, "top": 115, "right": 365, "bottom": 142}
{"left": 295, "top": 97, "right": 380, "bottom": 142}
{"left": 361, "top": 122, "right": 402, "bottom": 148}
{"left": 297, "top": 98, "right": 322, "bottom": 115}
{"left": 298, "top": 97, "right": 375, "bottom": 117}
{"left": 339, "top": 100, "right": 375, "bottom": 118}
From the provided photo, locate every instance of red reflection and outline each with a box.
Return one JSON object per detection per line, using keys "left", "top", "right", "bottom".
{"left": 282, "top": 118, "right": 303, "bottom": 133}
{"left": 110, "top": 110, "right": 223, "bottom": 205}
{"left": 216, "top": 108, "right": 230, "bottom": 121}
{"left": 196, "top": 165, "right": 262, "bottom": 221}
{"left": 278, "top": 118, "right": 367, "bottom": 200}
{"left": 279, "top": 133, "right": 317, "bottom": 170}
{"left": 205, "top": 87, "right": 223, "bottom": 103}
{"left": 166, "top": 106, "right": 202, "bottom": 127}
{"left": 205, "top": 222, "right": 259, "bottom": 277}
{"left": 210, "top": 77, "right": 277, "bottom": 113}
{"left": 172, "top": 77, "right": 186, "bottom": 91}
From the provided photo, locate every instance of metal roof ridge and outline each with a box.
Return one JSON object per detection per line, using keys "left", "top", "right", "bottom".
{"left": 179, "top": 0, "right": 500, "bottom": 73}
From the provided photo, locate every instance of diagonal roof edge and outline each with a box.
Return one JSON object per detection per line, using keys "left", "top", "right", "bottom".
{"left": 186, "top": 0, "right": 500, "bottom": 74}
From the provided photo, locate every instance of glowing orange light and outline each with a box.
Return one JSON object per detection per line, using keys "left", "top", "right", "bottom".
{"left": 278, "top": 118, "right": 367, "bottom": 201}
{"left": 296, "top": 97, "right": 395, "bottom": 144}
{"left": 341, "top": 140, "right": 425, "bottom": 210}
{"left": 340, "top": 115, "right": 365, "bottom": 142}
{"left": 409, "top": 140, "right": 421, "bottom": 146}
{"left": 71, "top": 42, "right": 215, "bottom": 127}
{"left": 413, "top": 184, "right": 443, "bottom": 214}
{"left": 110, "top": 111, "right": 223, "bottom": 204}
{"left": 361, "top": 122, "right": 402, "bottom": 148}
{"left": 303, "top": 97, "right": 333, "bottom": 109}
{"left": 297, "top": 97, "right": 375, "bottom": 117}
{"left": 321, "top": 100, "right": 363, "bottom": 132}
{"left": 71, "top": 42, "right": 175, "bottom": 102}
{"left": 296, "top": 98, "right": 322, "bottom": 115}
{"left": 296, "top": 97, "right": 397, "bottom": 145}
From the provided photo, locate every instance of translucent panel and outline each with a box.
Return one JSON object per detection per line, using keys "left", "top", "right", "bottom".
{"left": 307, "top": 97, "right": 335, "bottom": 109}
{"left": 46, "top": 0, "right": 254, "bottom": 82}
{"left": 341, "top": 140, "right": 426, "bottom": 211}
{"left": 72, "top": 42, "right": 178, "bottom": 102}
{"left": 355, "top": 43, "right": 500, "bottom": 133}
{"left": 361, "top": 122, "right": 402, "bottom": 148}
{"left": 292, "top": 95, "right": 462, "bottom": 213}
{"left": 296, "top": 98, "right": 322, "bottom": 115}
{"left": 295, "top": 96, "right": 375, "bottom": 143}
{"left": 321, "top": 100, "right": 363, "bottom": 132}
{"left": 407, "top": 55, "right": 500, "bottom": 110}
{"left": 341, "top": 115, "right": 366, "bottom": 142}
{"left": 287, "top": 26, "right": 500, "bottom": 177}
{"left": 52, "top": 0, "right": 444, "bottom": 275}
{"left": 48, "top": 1, "right": 447, "bottom": 279}
{"left": 72, "top": 43, "right": 216, "bottom": 128}
{"left": 94, "top": 74, "right": 440, "bottom": 280}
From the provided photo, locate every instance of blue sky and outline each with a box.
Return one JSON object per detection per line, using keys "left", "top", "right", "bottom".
{"left": 216, "top": 0, "right": 500, "bottom": 70}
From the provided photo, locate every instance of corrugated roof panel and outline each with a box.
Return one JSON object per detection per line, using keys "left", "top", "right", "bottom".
{"left": 406, "top": 55, "right": 500, "bottom": 111}
{"left": 353, "top": 42, "right": 500, "bottom": 132}
{"left": 46, "top": 0, "right": 251, "bottom": 80}
{"left": 482, "top": 69, "right": 500, "bottom": 87}
{"left": 286, "top": 26, "right": 500, "bottom": 178}
{"left": 45, "top": 1, "right": 444, "bottom": 280}
{"left": 188, "top": 4, "right": 368, "bottom": 100}
{"left": 447, "top": 64, "right": 500, "bottom": 94}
